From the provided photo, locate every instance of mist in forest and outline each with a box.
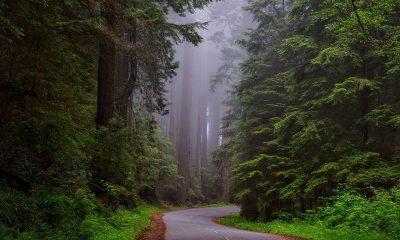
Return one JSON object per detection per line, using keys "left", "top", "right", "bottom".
{"left": 157, "top": 0, "right": 252, "bottom": 203}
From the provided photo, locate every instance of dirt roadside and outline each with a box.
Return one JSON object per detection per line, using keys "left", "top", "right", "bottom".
{"left": 135, "top": 212, "right": 166, "bottom": 240}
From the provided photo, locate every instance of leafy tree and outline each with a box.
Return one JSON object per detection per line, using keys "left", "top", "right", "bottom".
{"left": 224, "top": 0, "right": 400, "bottom": 220}
{"left": 0, "top": 0, "right": 214, "bottom": 238}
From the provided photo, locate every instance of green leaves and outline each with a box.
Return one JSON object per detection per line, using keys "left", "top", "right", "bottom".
{"left": 225, "top": 0, "right": 400, "bottom": 221}
{"left": 311, "top": 47, "right": 362, "bottom": 68}
{"left": 278, "top": 35, "right": 317, "bottom": 61}
{"left": 388, "top": 115, "right": 400, "bottom": 129}
{"left": 313, "top": 188, "right": 400, "bottom": 238}
{"left": 168, "top": 22, "right": 207, "bottom": 45}
{"left": 326, "top": 77, "right": 380, "bottom": 105}
{"left": 0, "top": 0, "right": 215, "bottom": 238}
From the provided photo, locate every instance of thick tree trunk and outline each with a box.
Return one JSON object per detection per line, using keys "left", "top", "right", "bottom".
{"left": 96, "top": 0, "right": 118, "bottom": 127}
{"left": 97, "top": 36, "right": 116, "bottom": 127}
{"left": 97, "top": 0, "right": 137, "bottom": 126}
{"left": 177, "top": 43, "right": 193, "bottom": 203}
{"left": 116, "top": 29, "right": 137, "bottom": 118}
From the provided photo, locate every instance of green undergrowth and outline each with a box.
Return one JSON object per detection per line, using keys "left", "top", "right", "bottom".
{"left": 82, "top": 204, "right": 166, "bottom": 240}
{"left": 219, "top": 214, "right": 391, "bottom": 240}
{"left": 0, "top": 183, "right": 166, "bottom": 240}
{"left": 220, "top": 189, "right": 399, "bottom": 240}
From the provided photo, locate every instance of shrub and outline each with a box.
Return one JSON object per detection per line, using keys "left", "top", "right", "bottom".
{"left": 312, "top": 188, "right": 400, "bottom": 238}
{"left": 0, "top": 183, "right": 102, "bottom": 240}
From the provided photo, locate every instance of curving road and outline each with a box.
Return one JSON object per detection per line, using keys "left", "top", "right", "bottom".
{"left": 163, "top": 206, "right": 280, "bottom": 240}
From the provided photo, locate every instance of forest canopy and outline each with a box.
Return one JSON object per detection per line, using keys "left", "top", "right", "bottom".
{"left": 214, "top": 0, "right": 400, "bottom": 221}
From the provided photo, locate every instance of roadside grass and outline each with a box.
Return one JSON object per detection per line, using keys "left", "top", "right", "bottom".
{"left": 80, "top": 203, "right": 229, "bottom": 240}
{"left": 80, "top": 204, "right": 165, "bottom": 240}
{"left": 219, "top": 214, "right": 392, "bottom": 240}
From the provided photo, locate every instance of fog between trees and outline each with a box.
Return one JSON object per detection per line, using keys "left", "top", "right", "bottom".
{"left": 158, "top": 0, "right": 252, "bottom": 203}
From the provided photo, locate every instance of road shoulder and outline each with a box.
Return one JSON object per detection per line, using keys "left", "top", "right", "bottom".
{"left": 135, "top": 212, "right": 166, "bottom": 240}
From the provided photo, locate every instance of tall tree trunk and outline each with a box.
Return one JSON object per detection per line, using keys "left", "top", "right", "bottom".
{"left": 97, "top": 38, "right": 116, "bottom": 127}
{"left": 200, "top": 108, "right": 208, "bottom": 189}
{"left": 177, "top": 43, "right": 193, "bottom": 203}
{"left": 208, "top": 90, "right": 221, "bottom": 160}
{"left": 97, "top": 1, "right": 137, "bottom": 127}
{"left": 195, "top": 110, "right": 203, "bottom": 190}
{"left": 96, "top": 0, "right": 118, "bottom": 127}
{"left": 116, "top": 27, "right": 137, "bottom": 118}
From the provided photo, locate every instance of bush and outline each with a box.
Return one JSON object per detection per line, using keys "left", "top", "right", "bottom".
{"left": 0, "top": 184, "right": 102, "bottom": 240}
{"left": 312, "top": 188, "right": 400, "bottom": 238}
{"left": 104, "top": 182, "right": 138, "bottom": 209}
{"left": 78, "top": 205, "right": 161, "bottom": 240}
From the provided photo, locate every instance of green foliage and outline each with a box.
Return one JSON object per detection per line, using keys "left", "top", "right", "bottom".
{"left": 0, "top": 0, "right": 209, "bottom": 238}
{"left": 136, "top": 129, "right": 182, "bottom": 202}
{"left": 219, "top": 188, "right": 400, "bottom": 240}
{"left": 311, "top": 188, "right": 400, "bottom": 238}
{"left": 91, "top": 117, "right": 136, "bottom": 189}
{"left": 0, "top": 184, "right": 100, "bottom": 240}
{"left": 219, "top": 0, "right": 400, "bottom": 222}
{"left": 79, "top": 205, "right": 163, "bottom": 240}
{"left": 219, "top": 214, "right": 390, "bottom": 240}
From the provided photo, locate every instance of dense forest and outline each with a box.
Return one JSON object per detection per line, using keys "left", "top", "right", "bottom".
{"left": 0, "top": 0, "right": 215, "bottom": 239}
{"left": 213, "top": 0, "right": 400, "bottom": 237}
{"left": 1, "top": 0, "right": 400, "bottom": 239}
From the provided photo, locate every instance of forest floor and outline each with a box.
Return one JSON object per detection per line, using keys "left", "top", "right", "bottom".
{"left": 218, "top": 214, "right": 392, "bottom": 240}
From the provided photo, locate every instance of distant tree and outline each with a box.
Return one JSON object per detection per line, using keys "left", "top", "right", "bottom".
{"left": 208, "top": 0, "right": 252, "bottom": 201}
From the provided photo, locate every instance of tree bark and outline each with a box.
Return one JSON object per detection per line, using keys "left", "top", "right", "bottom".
{"left": 96, "top": 0, "right": 118, "bottom": 127}
{"left": 96, "top": 1, "right": 137, "bottom": 126}
{"left": 96, "top": 38, "right": 116, "bottom": 127}
{"left": 116, "top": 28, "right": 137, "bottom": 118}
{"left": 177, "top": 43, "right": 193, "bottom": 203}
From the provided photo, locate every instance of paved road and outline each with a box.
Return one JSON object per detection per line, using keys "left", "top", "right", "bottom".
{"left": 163, "top": 206, "right": 280, "bottom": 240}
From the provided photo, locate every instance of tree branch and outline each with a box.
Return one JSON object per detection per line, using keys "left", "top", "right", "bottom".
{"left": 351, "top": 0, "right": 367, "bottom": 35}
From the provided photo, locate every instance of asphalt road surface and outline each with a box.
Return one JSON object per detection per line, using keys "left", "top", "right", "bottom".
{"left": 163, "top": 206, "right": 280, "bottom": 240}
